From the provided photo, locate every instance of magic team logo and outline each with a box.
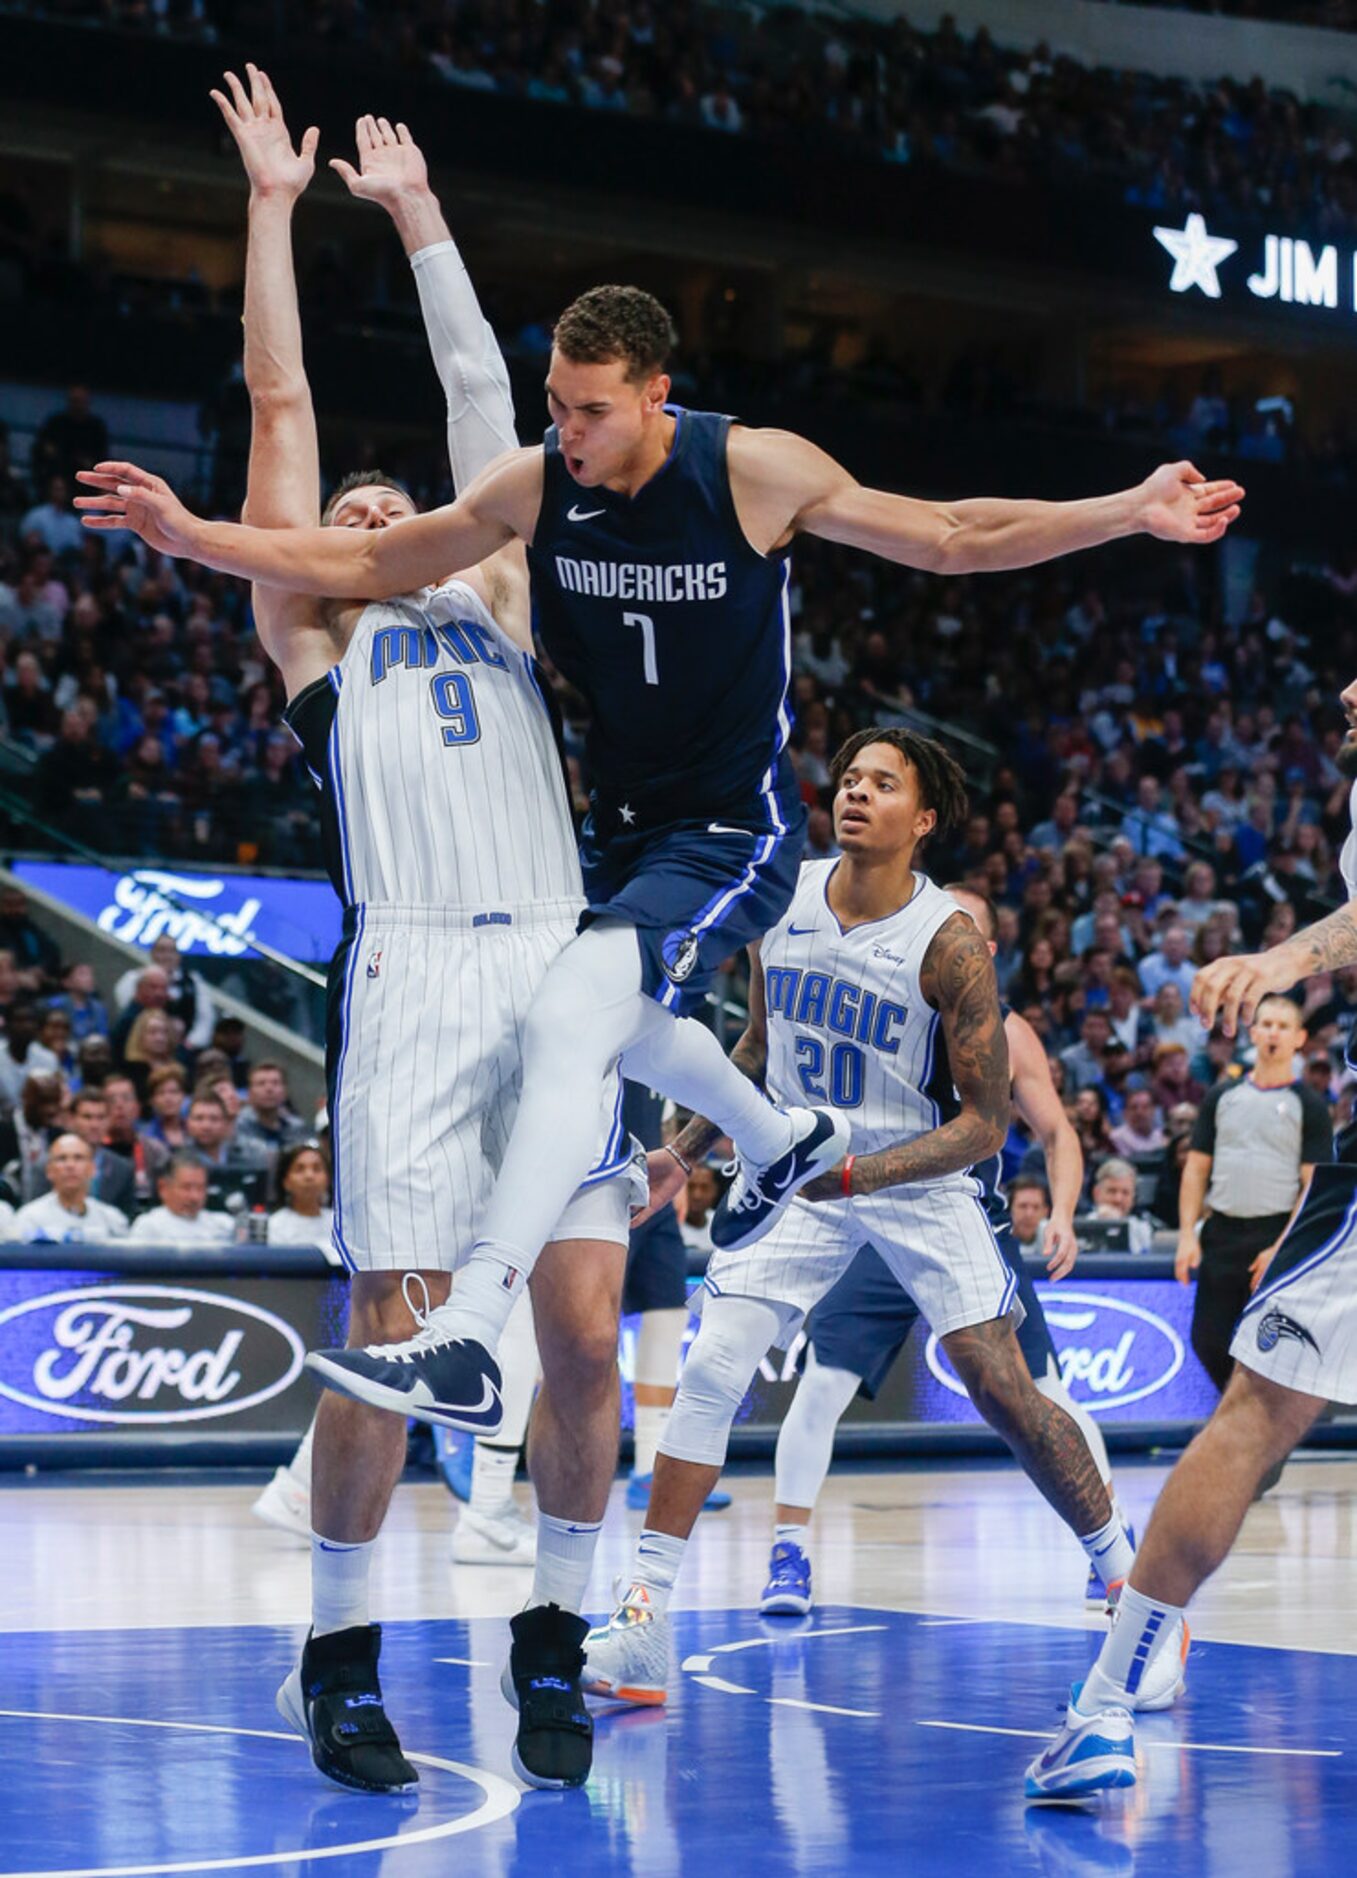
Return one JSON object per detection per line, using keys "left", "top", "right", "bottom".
{"left": 0, "top": 1286, "right": 305, "bottom": 1425}
{"left": 663, "top": 931, "right": 701, "bottom": 985}
{"left": 1255, "top": 1309, "right": 1320, "bottom": 1356}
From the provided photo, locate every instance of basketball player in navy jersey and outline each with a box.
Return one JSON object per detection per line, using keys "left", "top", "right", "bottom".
{"left": 79, "top": 291, "right": 1245, "bottom": 1442}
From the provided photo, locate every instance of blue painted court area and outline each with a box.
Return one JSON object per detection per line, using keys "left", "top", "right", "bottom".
{"left": 2, "top": 1609, "right": 1351, "bottom": 1878}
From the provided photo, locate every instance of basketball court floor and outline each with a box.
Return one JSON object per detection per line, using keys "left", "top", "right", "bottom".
{"left": 4, "top": 1451, "right": 1354, "bottom": 1877}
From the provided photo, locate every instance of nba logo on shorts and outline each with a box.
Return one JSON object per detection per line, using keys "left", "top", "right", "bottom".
{"left": 366, "top": 949, "right": 383, "bottom": 980}
{"left": 664, "top": 931, "right": 701, "bottom": 985}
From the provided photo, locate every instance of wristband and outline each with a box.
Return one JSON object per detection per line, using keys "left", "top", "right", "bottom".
{"left": 664, "top": 1142, "right": 694, "bottom": 1178}
{"left": 840, "top": 1154, "right": 856, "bottom": 1198}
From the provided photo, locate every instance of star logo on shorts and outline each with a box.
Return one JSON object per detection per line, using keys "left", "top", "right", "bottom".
{"left": 619, "top": 803, "right": 636, "bottom": 826}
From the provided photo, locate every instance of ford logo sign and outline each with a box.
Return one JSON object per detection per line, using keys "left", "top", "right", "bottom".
{"left": 925, "top": 1289, "right": 1185, "bottom": 1414}
{"left": 0, "top": 1286, "right": 306, "bottom": 1425}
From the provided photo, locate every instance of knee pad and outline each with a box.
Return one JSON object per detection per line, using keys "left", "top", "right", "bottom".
{"left": 658, "top": 1297, "right": 783, "bottom": 1468}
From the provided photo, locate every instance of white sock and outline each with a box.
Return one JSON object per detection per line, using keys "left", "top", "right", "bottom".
{"left": 774, "top": 1521, "right": 808, "bottom": 1549}
{"left": 470, "top": 1442, "right": 519, "bottom": 1515}
{"left": 1079, "top": 1511, "right": 1136, "bottom": 1589}
{"left": 1077, "top": 1583, "right": 1186, "bottom": 1714}
{"left": 632, "top": 1527, "right": 687, "bottom": 1615}
{"left": 632, "top": 1403, "right": 670, "bottom": 1480}
{"left": 531, "top": 1513, "right": 602, "bottom": 1615}
{"left": 288, "top": 1415, "right": 317, "bottom": 1490}
{"left": 773, "top": 1348, "right": 860, "bottom": 1511}
{"left": 624, "top": 1011, "right": 796, "bottom": 1166}
{"left": 311, "top": 1533, "right": 375, "bottom": 1637}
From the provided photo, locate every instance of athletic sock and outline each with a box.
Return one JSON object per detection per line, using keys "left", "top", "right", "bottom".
{"left": 1079, "top": 1511, "right": 1136, "bottom": 1590}
{"left": 1076, "top": 1583, "right": 1186, "bottom": 1715}
{"left": 773, "top": 1521, "right": 808, "bottom": 1549}
{"left": 470, "top": 1441, "right": 519, "bottom": 1516}
{"left": 631, "top": 1528, "right": 687, "bottom": 1616}
{"left": 311, "top": 1533, "right": 376, "bottom": 1637}
{"left": 530, "top": 1514, "right": 602, "bottom": 1616}
{"left": 632, "top": 1403, "right": 670, "bottom": 1481}
{"left": 421, "top": 1245, "right": 526, "bottom": 1355}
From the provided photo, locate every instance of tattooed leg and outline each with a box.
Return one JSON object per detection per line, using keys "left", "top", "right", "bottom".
{"left": 942, "top": 1317, "right": 1112, "bottom": 1536}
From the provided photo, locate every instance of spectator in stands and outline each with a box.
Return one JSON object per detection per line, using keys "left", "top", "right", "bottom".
{"left": 1176, "top": 861, "right": 1224, "bottom": 936}
{"left": 211, "top": 1017, "right": 250, "bottom": 1088}
{"left": 1151, "top": 1040, "right": 1205, "bottom": 1112}
{"left": 1110, "top": 1087, "right": 1167, "bottom": 1160}
{"left": 1060, "top": 1010, "right": 1113, "bottom": 1093}
{"left": 678, "top": 1162, "right": 722, "bottom": 1257}
{"left": 114, "top": 934, "right": 217, "bottom": 1053}
{"left": 128, "top": 1151, "right": 233, "bottom": 1246}
{"left": 110, "top": 966, "right": 171, "bottom": 1061}
{"left": 1139, "top": 926, "right": 1197, "bottom": 1004}
{"left": 49, "top": 961, "right": 109, "bottom": 1042}
{"left": 18, "top": 475, "right": 83, "bottom": 558}
{"left": 0, "top": 998, "right": 61, "bottom": 1107}
{"left": 1106, "top": 966, "right": 1151, "bottom": 1061}
{"left": 66, "top": 1087, "right": 137, "bottom": 1213}
{"left": 31, "top": 386, "right": 109, "bottom": 489}
{"left": 0, "top": 1072, "right": 63, "bottom": 1204}
{"left": 100, "top": 1071, "right": 160, "bottom": 1209}
{"left": 1007, "top": 1175, "right": 1050, "bottom": 1250}
{"left": 267, "top": 1141, "right": 335, "bottom": 1249}
{"left": 76, "top": 1033, "right": 113, "bottom": 1091}
{"left": 0, "top": 888, "right": 60, "bottom": 989}
{"left": 143, "top": 1064, "right": 190, "bottom": 1152}
{"left": 1150, "top": 982, "right": 1204, "bottom": 1056}
{"left": 9, "top": 1134, "right": 128, "bottom": 1243}
{"left": 1090, "top": 1159, "right": 1136, "bottom": 1218}
{"left": 34, "top": 709, "right": 118, "bottom": 834}
{"left": 122, "top": 1008, "right": 183, "bottom": 1104}
{"left": 1305, "top": 1049, "right": 1337, "bottom": 1108}
{"left": 184, "top": 1086, "right": 267, "bottom": 1173}
{"left": 1070, "top": 1086, "right": 1115, "bottom": 1169}
{"left": 235, "top": 1062, "right": 309, "bottom": 1158}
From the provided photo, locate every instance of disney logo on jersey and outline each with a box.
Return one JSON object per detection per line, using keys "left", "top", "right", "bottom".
{"left": 926, "top": 1290, "right": 1185, "bottom": 1414}
{"left": 0, "top": 1286, "right": 306, "bottom": 1425}
{"left": 97, "top": 869, "right": 260, "bottom": 956}
{"left": 554, "top": 556, "right": 728, "bottom": 604}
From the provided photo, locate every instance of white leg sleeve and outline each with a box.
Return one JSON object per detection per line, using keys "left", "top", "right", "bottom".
{"left": 658, "top": 1295, "right": 786, "bottom": 1468}
{"left": 490, "top": 1284, "right": 541, "bottom": 1449}
{"left": 773, "top": 1346, "right": 861, "bottom": 1513}
{"left": 1035, "top": 1355, "right": 1113, "bottom": 1488}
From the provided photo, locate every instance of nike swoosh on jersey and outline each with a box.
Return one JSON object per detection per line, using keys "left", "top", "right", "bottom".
{"left": 787, "top": 924, "right": 816, "bottom": 936}
{"left": 707, "top": 822, "right": 754, "bottom": 836}
{"left": 567, "top": 504, "right": 606, "bottom": 521}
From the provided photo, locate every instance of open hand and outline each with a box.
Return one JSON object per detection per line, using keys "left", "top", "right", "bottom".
{"left": 330, "top": 116, "right": 429, "bottom": 208}
{"left": 212, "top": 63, "right": 318, "bottom": 202}
{"left": 1192, "top": 950, "right": 1293, "bottom": 1037}
{"left": 76, "top": 463, "right": 201, "bottom": 559}
{"left": 1140, "top": 461, "right": 1244, "bottom": 545}
{"left": 1044, "top": 1214, "right": 1079, "bottom": 1281}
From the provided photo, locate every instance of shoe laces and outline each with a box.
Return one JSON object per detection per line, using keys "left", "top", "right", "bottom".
{"left": 364, "top": 1274, "right": 456, "bottom": 1360}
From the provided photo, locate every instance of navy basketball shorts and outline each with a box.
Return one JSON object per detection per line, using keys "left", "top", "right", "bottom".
{"left": 623, "top": 1206, "right": 690, "bottom": 1315}
{"left": 1231, "top": 1158, "right": 1357, "bottom": 1406}
{"left": 579, "top": 801, "right": 807, "bottom": 1017}
{"left": 807, "top": 1229, "right": 1057, "bottom": 1399}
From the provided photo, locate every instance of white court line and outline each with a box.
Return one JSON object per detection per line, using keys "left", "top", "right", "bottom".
{"left": 707, "top": 1625, "right": 886, "bottom": 1656}
{"left": 917, "top": 1720, "right": 1342, "bottom": 1759}
{"left": 0, "top": 1707, "right": 519, "bottom": 1877}
{"left": 769, "top": 1697, "right": 878, "bottom": 1719}
{"left": 691, "top": 1675, "right": 755, "bottom": 1697}
{"left": 681, "top": 1654, "right": 714, "bottom": 1672}
{"left": 434, "top": 1656, "right": 492, "bottom": 1669}
{"left": 918, "top": 1619, "right": 991, "bottom": 1629}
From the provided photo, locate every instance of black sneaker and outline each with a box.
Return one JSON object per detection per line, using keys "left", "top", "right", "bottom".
{"left": 710, "top": 1107, "right": 852, "bottom": 1252}
{"left": 306, "top": 1333, "right": 504, "bottom": 1436}
{"left": 276, "top": 1624, "right": 419, "bottom": 1794}
{"left": 499, "top": 1604, "right": 593, "bottom": 1789}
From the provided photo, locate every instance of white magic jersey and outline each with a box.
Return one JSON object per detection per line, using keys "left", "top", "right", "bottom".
{"left": 761, "top": 859, "right": 963, "bottom": 1163}
{"left": 286, "top": 579, "right": 582, "bottom": 911}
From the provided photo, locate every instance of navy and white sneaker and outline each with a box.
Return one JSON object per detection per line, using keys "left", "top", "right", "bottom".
{"left": 759, "top": 1541, "right": 813, "bottom": 1616}
{"left": 1024, "top": 1692, "right": 1136, "bottom": 1800}
{"left": 276, "top": 1624, "right": 418, "bottom": 1795}
{"left": 307, "top": 1300, "right": 504, "bottom": 1438}
{"left": 710, "top": 1107, "right": 853, "bottom": 1252}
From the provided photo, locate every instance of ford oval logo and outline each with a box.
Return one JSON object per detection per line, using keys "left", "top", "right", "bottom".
{"left": 0, "top": 1285, "right": 306, "bottom": 1425}
{"left": 925, "top": 1288, "right": 1185, "bottom": 1414}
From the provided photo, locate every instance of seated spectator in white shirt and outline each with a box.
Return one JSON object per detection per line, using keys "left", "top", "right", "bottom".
{"left": 0, "top": 1000, "right": 61, "bottom": 1108}
{"left": 128, "top": 1153, "right": 233, "bottom": 1246}
{"left": 19, "top": 475, "right": 84, "bottom": 557}
{"left": 1138, "top": 926, "right": 1197, "bottom": 1004}
{"left": 1109, "top": 1088, "right": 1168, "bottom": 1159}
{"left": 11, "top": 1135, "right": 129, "bottom": 1243}
{"left": 1150, "top": 981, "right": 1205, "bottom": 1054}
{"left": 267, "top": 1142, "right": 336, "bottom": 1253}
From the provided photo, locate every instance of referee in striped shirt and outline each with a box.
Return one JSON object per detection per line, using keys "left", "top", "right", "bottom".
{"left": 1176, "top": 994, "right": 1334, "bottom": 1392}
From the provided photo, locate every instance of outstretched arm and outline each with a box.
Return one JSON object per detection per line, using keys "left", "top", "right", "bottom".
{"left": 802, "top": 912, "right": 1010, "bottom": 1200}
{"left": 1007, "top": 1010, "right": 1083, "bottom": 1279}
{"left": 1193, "top": 900, "right": 1357, "bottom": 1035}
{"left": 731, "top": 427, "right": 1244, "bottom": 572}
{"left": 331, "top": 115, "right": 519, "bottom": 492}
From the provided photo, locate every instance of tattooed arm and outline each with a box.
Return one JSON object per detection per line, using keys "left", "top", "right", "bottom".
{"left": 803, "top": 911, "right": 1010, "bottom": 1201}
{"left": 1193, "top": 901, "right": 1357, "bottom": 1037}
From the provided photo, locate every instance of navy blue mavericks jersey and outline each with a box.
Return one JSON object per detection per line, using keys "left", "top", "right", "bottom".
{"left": 527, "top": 406, "right": 797, "bottom": 828}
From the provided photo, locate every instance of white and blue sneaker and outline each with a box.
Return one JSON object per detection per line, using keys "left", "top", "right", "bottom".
{"left": 759, "top": 1541, "right": 813, "bottom": 1616}
{"left": 306, "top": 1331, "right": 503, "bottom": 1435}
{"left": 1024, "top": 1692, "right": 1136, "bottom": 1800}
{"left": 711, "top": 1107, "right": 853, "bottom": 1253}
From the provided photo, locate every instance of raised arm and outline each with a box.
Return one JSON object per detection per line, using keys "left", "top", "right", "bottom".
{"left": 1007, "top": 1009, "right": 1084, "bottom": 1279}
{"left": 331, "top": 116, "right": 518, "bottom": 490}
{"left": 1193, "top": 900, "right": 1357, "bottom": 1036}
{"left": 729, "top": 427, "right": 1244, "bottom": 572}
{"left": 77, "top": 448, "right": 538, "bottom": 596}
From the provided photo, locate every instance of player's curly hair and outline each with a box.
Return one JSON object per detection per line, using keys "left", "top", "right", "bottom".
{"left": 829, "top": 727, "right": 970, "bottom": 846}
{"left": 321, "top": 470, "right": 415, "bottom": 526}
{"left": 552, "top": 285, "right": 677, "bottom": 382}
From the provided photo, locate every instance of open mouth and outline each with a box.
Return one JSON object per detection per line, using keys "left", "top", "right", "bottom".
{"left": 840, "top": 810, "right": 870, "bottom": 830}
